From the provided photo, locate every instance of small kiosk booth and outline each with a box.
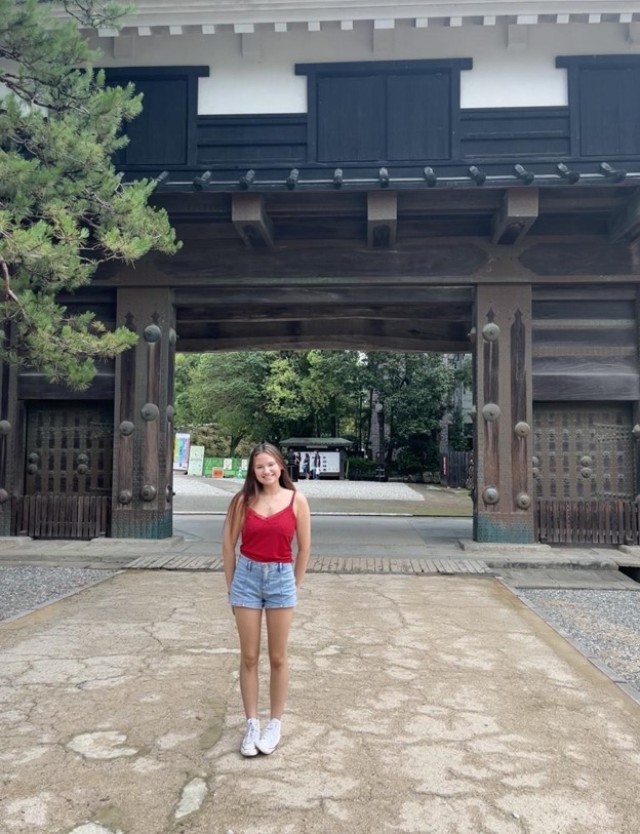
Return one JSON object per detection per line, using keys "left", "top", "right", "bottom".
{"left": 281, "top": 438, "right": 353, "bottom": 480}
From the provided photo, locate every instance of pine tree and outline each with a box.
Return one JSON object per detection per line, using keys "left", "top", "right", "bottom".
{"left": 0, "top": 0, "right": 180, "bottom": 388}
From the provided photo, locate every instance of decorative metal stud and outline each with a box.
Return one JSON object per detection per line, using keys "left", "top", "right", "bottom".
{"left": 0, "top": 488, "right": 9, "bottom": 504}
{"left": 169, "top": 329, "right": 177, "bottom": 346}
{"left": 143, "top": 324, "right": 162, "bottom": 343}
{"left": 141, "top": 403, "right": 160, "bottom": 421}
{"left": 482, "top": 322, "right": 500, "bottom": 342}
{"left": 166, "top": 405, "right": 174, "bottom": 423}
{"left": 119, "top": 421, "right": 135, "bottom": 436}
{"left": 482, "top": 486, "right": 499, "bottom": 505}
{"left": 580, "top": 467, "right": 593, "bottom": 479}
{"left": 482, "top": 403, "right": 501, "bottom": 422}
{"left": 632, "top": 424, "right": 640, "bottom": 439}
{"left": 118, "top": 489, "right": 132, "bottom": 505}
{"left": 27, "top": 463, "right": 38, "bottom": 475}
{"left": 532, "top": 467, "right": 541, "bottom": 479}
{"left": 77, "top": 453, "right": 88, "bottom": 464}
{"left": 516, "top": 492, "right": 531, "bottom": 510}
{"left": 467, "top": 326, "right": 477, "bottom": 342}
{"left": 532, "top": 456, "right": 540, "bottom": 466}
{"left": 28, "top": 452, "right": 40, "bottom": 463}
{"left": 514, "top": 421, "right": 530, "bottom": 437}
{"left": 141, "top": 484, "right": 157, "bottom": 501}
{"left": 77, "top": 464, "right": 89, "bottom": 475}
{"left": 0, "top": 420, "right": 11, "bottom": 435}
{"left": 580, "top": 455, "right": 593, "bottom": 466}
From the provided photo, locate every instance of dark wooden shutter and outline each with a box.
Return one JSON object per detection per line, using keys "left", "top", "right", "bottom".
{"left": 298, "top": 59, "right": 470, "bottom": 164}
{"left": 578, "top": 66, "right": 640, "bottom": 157}
{"left": 124, "top": 78, "right": 188, "bottom": 165}
{"left": 317, "top": 75, "right": 383, "bottom": 162}
{"left": 387, "top": 72, "right": 450, "bottom": 160}
{"left": 105, "top": 66, "right": 208, "bottom": 170}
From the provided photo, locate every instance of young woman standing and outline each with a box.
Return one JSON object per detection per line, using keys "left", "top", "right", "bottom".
{"left": 222, "top": 442, "right": 311, "bottom": 756}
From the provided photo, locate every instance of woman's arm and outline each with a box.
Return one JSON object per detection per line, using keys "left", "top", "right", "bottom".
{"left": 222, "top": 497, "right": 243, "bottom": 593}
{"left": 293, "top": 491, "right": 311, "bottom": 589}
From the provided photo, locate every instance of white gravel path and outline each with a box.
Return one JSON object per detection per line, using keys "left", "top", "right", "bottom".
{"left": 173, "top": 474, "right": 424, "bottom": 502}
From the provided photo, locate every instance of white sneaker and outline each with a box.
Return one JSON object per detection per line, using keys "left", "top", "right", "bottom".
{"left": 256, "top": 718, "right": 281, "bottom": 755}
{"left": 240, "top": 718, "right": 260, "bottom": 757}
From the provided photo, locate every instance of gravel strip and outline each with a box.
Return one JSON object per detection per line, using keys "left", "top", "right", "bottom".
{"left": 175, "top": 475, "right": 426, "bottom": 502}
{"left": 521, "top": 589, "right": 640, "bottom": 692}
{"left": 0, "top": 566, "right": 115, "bottom": 623}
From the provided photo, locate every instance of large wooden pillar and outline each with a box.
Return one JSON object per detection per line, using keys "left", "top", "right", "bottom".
{"left": 112, "top": 288, "right": 176, "bottom": 538}
{"left": 473, "top": 283, "right": 535, "bottom": 543}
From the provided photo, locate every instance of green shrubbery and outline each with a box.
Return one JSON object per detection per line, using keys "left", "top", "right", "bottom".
{"left": 346, "top": 457, "right": 378, "bottom": 480}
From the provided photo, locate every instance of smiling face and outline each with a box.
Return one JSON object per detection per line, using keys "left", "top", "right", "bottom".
{"left": 253, "top": 452, "right": 283, "bottom": 487}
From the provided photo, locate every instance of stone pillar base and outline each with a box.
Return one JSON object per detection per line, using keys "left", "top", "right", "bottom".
{"left": 475, "top": 511, "right": 535, "bottom": 544}
{"left": 112, "top": 509, "right": 173, "bottom": 540}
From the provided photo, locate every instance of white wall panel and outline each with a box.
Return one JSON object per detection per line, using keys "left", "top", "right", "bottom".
{"left": 91, "top": 22, "right": 639, "bottom": 114}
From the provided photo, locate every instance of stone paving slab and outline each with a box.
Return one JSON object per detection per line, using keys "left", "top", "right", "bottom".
{"left": 1, "top": 571, "right": 639, "bottom": 834}
{"left": 494, "top": 567, "right": 640, "bottom": 590}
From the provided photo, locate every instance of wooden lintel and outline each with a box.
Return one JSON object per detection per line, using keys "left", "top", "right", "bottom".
{"left": 179, "top": 336, "right": 468, "bottom": 353}
{"left": 491, "top": 188, "right": 539, "bottom": 245}
{"left": 231, "top": 193, "right": 274, "bottom": 249}
{"left": 367, "top": 191, "right": 397, "bottom": 248}
{"left": 609, "top": 187, "right": 640, "bottom": 242}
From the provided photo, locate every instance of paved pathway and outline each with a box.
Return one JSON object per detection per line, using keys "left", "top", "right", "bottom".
{"left": 1, "top": 570, "right": 640, "bottom": 834}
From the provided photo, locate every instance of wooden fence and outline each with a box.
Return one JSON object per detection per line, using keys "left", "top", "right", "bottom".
{"left": 13, "top": 495, "right": 111, "bottom": 540}
{"left": 440, "top": 449, "right": 472, "bottom": 488}
{"left": 535, "top": 499, "right": 640, "bottom": 545}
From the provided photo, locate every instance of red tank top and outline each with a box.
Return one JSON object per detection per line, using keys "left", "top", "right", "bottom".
{"left": 240, "top": 492, "right": 296, "bottom": 563}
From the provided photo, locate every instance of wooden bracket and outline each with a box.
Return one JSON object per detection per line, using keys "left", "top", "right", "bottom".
{"left": 367, "top": 191, "right": 397, "bottom": 248}
{"left": 492, "top": 188, "right": 539, "bottom": 245}
{"left": 232, "top": 193, "right": 274, "bottom": 249}
{"left": 609, "top": 187, "right": 640, "bottom": 242}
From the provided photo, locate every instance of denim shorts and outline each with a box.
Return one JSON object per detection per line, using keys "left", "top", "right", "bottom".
{"left": 229, "top": 554, "right": 297, "bottom": 609}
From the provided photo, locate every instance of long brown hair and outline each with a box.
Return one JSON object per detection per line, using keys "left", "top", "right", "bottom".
{"left": 226, "top": 442, "right": 295, "bottom": 536}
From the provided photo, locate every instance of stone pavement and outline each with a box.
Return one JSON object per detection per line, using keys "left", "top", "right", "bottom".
{"left": 1, "top": 569, "right": 640, "bottom": 834}
{"left": 1, "top": 477, "right": 640, "bottom": 832}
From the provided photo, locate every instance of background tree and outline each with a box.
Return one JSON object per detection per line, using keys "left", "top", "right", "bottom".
{"left": 0, "top": 0, "right": 179, "bottom": 388}
{"left": 176, "top": 352, "right": 273, "bottom": 455}
{"left": 366, "top": 352, "right": 455, "bottom": 472}
{"left": 174, "top": 349, "right": 457, "bottom": 471}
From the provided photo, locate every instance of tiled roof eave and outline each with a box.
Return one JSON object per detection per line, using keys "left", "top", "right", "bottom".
{"left": 80, "top": 2, "right": 640, "bottom": 35}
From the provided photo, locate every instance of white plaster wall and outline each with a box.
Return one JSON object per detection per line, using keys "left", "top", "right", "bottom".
{"left": 92, "top": 21, "right": 640, "bottom": 114}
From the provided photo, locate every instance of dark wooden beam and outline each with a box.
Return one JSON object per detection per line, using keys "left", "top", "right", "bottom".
{"left": 175, "top": 317, "right": 470, "bottom": 352}
{"left": 176, "top": 302, "right": 471, "bottom": 323}
{"left": 492, "top": 188, "right": 539, "bottom": 245}
{"left": 175, "top": 285, "right": 472, "bottom": 308}
{"left": 367, "top": 191, "right": 397, "bottom": 248}
{"left": 178, "top": 335, "right": 469, "bottom": 352}
{"left": 609, "top": 187, "right": 640, "bottom": 242}
{"left": 231, "top": 193, "right": 274, "bottom": 248}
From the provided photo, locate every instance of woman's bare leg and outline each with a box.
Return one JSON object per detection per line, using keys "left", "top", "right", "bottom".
{"left": 265, "top": 607, "right": 294, "bottom": 719}
{"left": 234, "top": 607, "right": 263, "bottom": 718}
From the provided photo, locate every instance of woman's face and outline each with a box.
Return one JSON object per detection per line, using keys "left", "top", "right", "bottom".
{"left": 253, "top": 452, "right": 282, "bottom": 487}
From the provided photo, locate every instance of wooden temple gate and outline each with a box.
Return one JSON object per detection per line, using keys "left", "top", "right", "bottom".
{"left": 1, "top": 55, "right": 640, "bottom": 544}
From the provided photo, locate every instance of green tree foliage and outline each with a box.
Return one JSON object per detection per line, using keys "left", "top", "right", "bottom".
{"left": 447, "top": 406, "right": 470, "bottom": 452}
{"left": 175, "top": 352, "right": 273, "bottom": 455}
{"left": 366, "top": 352, "right": 455, "bottom": 469}
{"left": 0, "top": 0, "right": 179, "bottom": 388}
{"left": 174, "top": 349, "right": 456, "bottom": 470}
{"left": 263, "top": 354, "right": 308, "bottom": 424}
{"left": 300, "top": 350, "right": 365, "bottom": 437}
